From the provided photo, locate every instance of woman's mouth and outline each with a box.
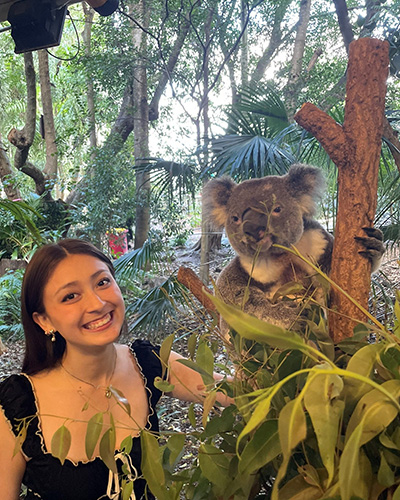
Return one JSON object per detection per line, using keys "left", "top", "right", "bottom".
{"left": 83, "top": 312, "right": 113, "bottom": 330}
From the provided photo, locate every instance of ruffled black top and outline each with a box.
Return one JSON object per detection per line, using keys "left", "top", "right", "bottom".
{"left": 0, "top": 339, "right": 162, "bottom": 500}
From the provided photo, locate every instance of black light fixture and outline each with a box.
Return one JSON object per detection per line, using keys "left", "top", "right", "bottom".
{"left": 6, "top": 0, "right": 119, "bottom": 54}
{"left": 8, "top": 0, "right": 66, "bottom": 54}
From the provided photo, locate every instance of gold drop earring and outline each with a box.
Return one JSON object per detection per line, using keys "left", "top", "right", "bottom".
{"left": 45, "top": 329, "right": 56, "bottom": 342}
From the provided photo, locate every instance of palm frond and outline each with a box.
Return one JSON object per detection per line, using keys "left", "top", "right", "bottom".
{"left": 125, "top": 275, "right": 187, "bottom": 336}
{"left": 113, "top": 237, "right": 161, "bottom": 281}
{"left": 0, "top": 199, "right": 44, "bottom": 244}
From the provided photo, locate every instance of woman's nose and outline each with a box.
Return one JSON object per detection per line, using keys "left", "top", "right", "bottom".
{"left": 85, "top": 290, "right": 106, "bottom": 311}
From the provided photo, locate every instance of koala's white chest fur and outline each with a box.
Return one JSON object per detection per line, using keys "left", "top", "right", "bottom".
{"left": 239, "top": 228, "right": 329, "bottom": 290}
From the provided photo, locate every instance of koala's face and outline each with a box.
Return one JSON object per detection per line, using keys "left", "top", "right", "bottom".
{"left": 203, "top": 164, "right": 324, "bottom": 261}
{"left": 225, "top": 178, "right": 305, "bottom": 258}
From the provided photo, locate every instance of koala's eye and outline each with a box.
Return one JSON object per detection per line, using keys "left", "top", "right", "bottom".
{"left": 273, "top": 206, "right": 282, "bottom": 214}
{"left": 231, "top": 215, "right": 240, "bottom": 223}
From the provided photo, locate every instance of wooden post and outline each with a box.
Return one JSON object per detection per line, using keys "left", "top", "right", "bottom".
{"left": 294, "top": 38, "right": 389, "bottom": 342}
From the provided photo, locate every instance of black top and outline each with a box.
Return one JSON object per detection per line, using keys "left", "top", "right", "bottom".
{"left": 0, "top": 339, "right": 163, "bottom": 500}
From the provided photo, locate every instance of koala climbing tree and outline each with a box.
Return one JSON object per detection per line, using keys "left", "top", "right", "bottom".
{"left": 202, "top": 164, "right": 384, "bottom": 337}
{"left": 294, "top": 38, "right": 389, "bottom": 342}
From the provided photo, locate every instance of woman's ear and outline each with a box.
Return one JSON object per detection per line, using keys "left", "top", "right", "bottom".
{"left": 32, "top": 312, "right": 52, "bottom": 333}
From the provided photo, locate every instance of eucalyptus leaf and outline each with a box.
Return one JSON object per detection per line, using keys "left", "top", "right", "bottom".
{"left": 175, "top": 358, "right": 215, "bottom": 386}
{"left": 51, "top": 424, "right": 72, "bottom": 465}
{"left": 345, "top": 379, "right": 400, "bottom": 446}
{"left": 207, "top": 293, "right": 310, "bottom": 352}
{"left": 99, "top": 427, "right": 117, "bottom": 474}
{"left": 303, "top": 371, "right": 344, "bottom": 486}
{"left": 238, "top": 419, "right": 281, "bottom": 474}
{"left": 154, "top": 376, "right": 175, "bottom": 393}
{"left": 339, "top": 420, "right": 364, "bottom": 500}
{"left": 198, "top": 443, "right": 231, "bottom": 497}
{"left": 377, "top": 451, "right": 394, "bottom": 487}
{"left": 85, "top": 412, "right": 103, "bottom": 460}
{"left": 160, "top": 333, "right": 175, "bottom": 378}
{"left": 196, "top": 340, "right": 214, "bottom": 375}
{"left": 141, "top": 430, "right": 168, "bottom": 500}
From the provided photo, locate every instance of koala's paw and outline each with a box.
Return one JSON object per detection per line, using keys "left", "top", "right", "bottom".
{"left": 355, "top": 227, "right": 385, "bottom": 272}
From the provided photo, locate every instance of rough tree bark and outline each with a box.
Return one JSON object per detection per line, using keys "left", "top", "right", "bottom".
{"left": 131, "top": 0, "right": 151, "bottom": 249}
{"left": 82, "top": 4, "right": 97, "bottom": 152}
{"left": 284, "top": 0, "right": 311, "bottom": 120}
{"left": 38, "top": 50, "right": 58, "bottom": 185}
{"left": 294, "top": 38, "right": 389, "bottom": 342}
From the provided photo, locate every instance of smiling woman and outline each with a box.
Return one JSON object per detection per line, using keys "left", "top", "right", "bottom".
{"left": 0, "top": 238, "right": 232, "bottom": 500}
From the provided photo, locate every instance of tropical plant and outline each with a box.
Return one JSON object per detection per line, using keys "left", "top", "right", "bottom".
{"left": 139, "top": 286, "right": 400, "bottom": 500}
{"left": 0, "top": 268, "right": 24, "bottom": 342}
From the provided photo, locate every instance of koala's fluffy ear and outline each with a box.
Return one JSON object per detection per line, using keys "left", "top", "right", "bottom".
{"left": 202, "top": 177, "right": 236, "bottom": 227}
{"left": 286, "top": 163, "right": 325, "bottom": 216}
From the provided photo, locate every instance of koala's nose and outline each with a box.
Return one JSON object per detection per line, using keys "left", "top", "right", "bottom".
{"left": 243, "top": 210, "right": 267, "bottom": 241}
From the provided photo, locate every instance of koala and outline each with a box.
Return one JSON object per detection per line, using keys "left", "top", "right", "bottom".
{"left": 203, "top": 164, "right": 384, "bottom": 334}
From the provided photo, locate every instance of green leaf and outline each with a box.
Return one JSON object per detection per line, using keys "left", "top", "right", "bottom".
{"left": 202, "top": 391, "right": 217, "bottom": 427}
{"left": 188, "top": 403, "right": 197, "bottom": 427}
{"left": 345, "top": 379, "right": 400, "bottom": 446}
{"left": 51, "top": 424, "right": 71, "bottom": 465}
{"left": 85, "top": 412, "right": 103, "bottom": 460}
{"left": 175, "top": 358, "right": 215, "bottom": 386}
{"left": 122, "top": 480, "right": 134, "bottom": 500}
{"left": 272, "top": 398, "right": 307, "bottom": 499}
{"left": 277, "top": 472, "right": 325, "bottom": 500}
{"left": 393, "top": 484, "right": 400, "bottom": 500}
{"left": 207, "top": 293, "right": 314, "bottom": 353}
{"left": 196, "top": 340, "right": 214, "bottom": 375}
{"left": 109, "top": 386, "right": 131, "bottom": 415}
{"left": 339, "top": 420, "right": 364, "bottom": 500}
{"left": 279, "top": 399, "right": 307, "bottom": 458}
{"left": 187, "top": 332, "right": 197, "bottom": 359}
{"left": 198, "top": 443, "right": 231, "bottom": 496}
{"left": 377, "top": 451, "right": 394, "bottom": 487}
{"left": 140, "top": 430, "right": 167, "bottom": 499}
{"left": 166, "top": 433, "right": 185, "bottom": 467}
{"left": 160, "top": 333, "right": 175, "bottom": 378}
{"left": 239, "top": 419, "right": 281, "bottom": 474}
{"left": 303, "top": 371, "right": 344, "bottom": 486}
{"left": 120, "top": 435, "right": 133, "bottom": 455}
{"left": 154, "top": 376, "right": 175, "bottom": 393}
{"left": 99, "top": 426, "right": 117, "bottom": 474}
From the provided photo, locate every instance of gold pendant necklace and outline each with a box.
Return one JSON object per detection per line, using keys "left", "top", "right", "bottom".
{"left": 61, "top": 346, "right": 117, "bottom": 398}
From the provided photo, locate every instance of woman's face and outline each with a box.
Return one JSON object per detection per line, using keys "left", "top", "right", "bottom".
{"left": 33, "top": 253, "right": 125, "bottom": 350}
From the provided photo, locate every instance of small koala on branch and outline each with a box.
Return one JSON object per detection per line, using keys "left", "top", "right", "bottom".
{"left": 203, "top": 164, "right": 384, "bottom": 334}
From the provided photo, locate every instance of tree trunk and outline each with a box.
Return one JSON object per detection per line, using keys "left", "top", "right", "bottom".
{"left": 0, "top": 136, "right": 21, "bottom": 200}
{"left": 284, "top": 0, "right": 311, "bottom": 119}
{"left": 82, "top": 4, "right": 97, "bottom": 152}
{"left": 240, "top": 0, "right": 249, "bottom": 87}
{"left": 131, "top": 0, "right": 151, "bottom": 249}
{"left": 294, "top": 38, "right": 389, "bottom": 342}
{"left": 38, "top": 50, "right": 58, "bottom": 191}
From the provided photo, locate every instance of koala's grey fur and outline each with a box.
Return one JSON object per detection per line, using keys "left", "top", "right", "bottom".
{"left": 203, "top": 164, "right": 384, "bottom": 333}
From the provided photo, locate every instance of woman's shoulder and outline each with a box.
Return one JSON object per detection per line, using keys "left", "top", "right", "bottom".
{"left": 0, "top": 374, "right": 36, "bottom": 420}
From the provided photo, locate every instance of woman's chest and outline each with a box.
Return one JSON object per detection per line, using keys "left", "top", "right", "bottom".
{"left": 34, "top": 374, "right": 150, "bottom": 463}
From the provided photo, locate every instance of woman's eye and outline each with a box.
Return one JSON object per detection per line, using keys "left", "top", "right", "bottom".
{"left": 98, "top": 277, "right": 111, "bottom": 287}
{"left": 62, "top": 293, "right": 77, "bottom": 302}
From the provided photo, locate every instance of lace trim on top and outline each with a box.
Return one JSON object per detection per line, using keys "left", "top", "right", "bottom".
{"left": 20, "top": 345, "right": 156, "bottom": 467}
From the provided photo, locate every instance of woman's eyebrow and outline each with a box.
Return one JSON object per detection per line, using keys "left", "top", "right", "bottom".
{"left": 54, "top": 269, "right": 109, "bottom": 295}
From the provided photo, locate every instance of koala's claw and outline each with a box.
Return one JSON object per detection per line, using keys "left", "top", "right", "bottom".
{"left": 361, "top": 226, "right": 383, "bottom": 241}
{"left": 355, "top": 227, "right": 385, "bottom": 272}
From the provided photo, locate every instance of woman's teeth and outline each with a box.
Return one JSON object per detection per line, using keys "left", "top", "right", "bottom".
{"left": 84, "top": 313, "right": 111, "bottom": 330}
